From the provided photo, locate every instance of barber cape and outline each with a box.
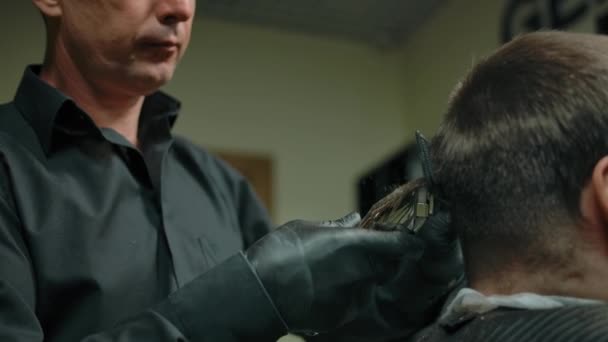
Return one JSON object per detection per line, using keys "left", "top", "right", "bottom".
{"left": 409, "top": 288, "right": 608, "bottom": 342}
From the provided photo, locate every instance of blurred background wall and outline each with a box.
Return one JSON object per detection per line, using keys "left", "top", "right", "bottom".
{"left": 1, "top": 0, "right": 602, "bottom": 224}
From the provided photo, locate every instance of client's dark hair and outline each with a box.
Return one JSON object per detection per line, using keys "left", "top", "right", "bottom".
{"left": 430, "top": 31, "right": 608, "bottom": 283}
{"left": 360, "top": 178, "right": 426, "bottom": 229}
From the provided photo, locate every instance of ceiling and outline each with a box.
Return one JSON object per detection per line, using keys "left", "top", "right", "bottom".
{"left": 196, "top": 0, "right": 447, "bottom": 48}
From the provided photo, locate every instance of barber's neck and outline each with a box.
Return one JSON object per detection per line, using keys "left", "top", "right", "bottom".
{"left": 40, "top": 41, "right": 143, "bottom": 148}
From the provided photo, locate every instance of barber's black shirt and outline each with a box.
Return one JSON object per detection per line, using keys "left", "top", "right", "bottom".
{"left": 0, "top": 66, "right": 285, "bottom": 341}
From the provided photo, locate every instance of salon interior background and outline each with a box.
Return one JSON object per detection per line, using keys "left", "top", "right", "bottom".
{"left": 0, "top": 0, "right": 602, "bottom": 224}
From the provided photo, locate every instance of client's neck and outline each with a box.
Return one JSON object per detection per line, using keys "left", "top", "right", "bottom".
{"left": 470, "top": 254, "right": 608, "bottom": 302}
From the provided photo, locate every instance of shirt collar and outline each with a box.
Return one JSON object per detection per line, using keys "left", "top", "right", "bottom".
{"left": 438, "top": 287, "right": 604, "bottom": 329}
{"left": 13, "top": 65, "right": 181, "bottom": 154}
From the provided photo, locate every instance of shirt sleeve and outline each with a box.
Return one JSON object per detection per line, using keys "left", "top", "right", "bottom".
{"left": 210, "top": 155, "right": 274, "bottom": 248}
{"left": 0, "top": 173, "right": 44, "bottom": 341}
{"left": 234, "top": 177, "right": 274, "bottom": 247}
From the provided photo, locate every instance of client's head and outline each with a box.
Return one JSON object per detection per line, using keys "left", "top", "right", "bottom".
{"left": 431, "top": 31, "right": 608, "bottom": 300}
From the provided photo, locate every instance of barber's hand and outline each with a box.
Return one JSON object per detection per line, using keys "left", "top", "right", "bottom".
{"left": 244, "top": 213, "right": 424, "bottom": 337}
{"left": 415, "top": 211, "right": 463, "bottom": 285}
{"left": 309, "top": 211, "right": 464, "bottom": 342}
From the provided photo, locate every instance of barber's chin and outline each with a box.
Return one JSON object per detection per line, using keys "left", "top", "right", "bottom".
{"left": 130, "top": 66, "right": 175, "bottom": 94}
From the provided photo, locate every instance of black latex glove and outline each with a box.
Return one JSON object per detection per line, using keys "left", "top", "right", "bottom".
{"left": 244, "top": 213, "right": 425, "bottom": 337}
{"left": 308, "top": 211, "right": 464, "bottom": 342}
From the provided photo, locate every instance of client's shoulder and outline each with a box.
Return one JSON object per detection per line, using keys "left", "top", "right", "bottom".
{"left": 410, "top": 304, "right": 608, "bottom": 342}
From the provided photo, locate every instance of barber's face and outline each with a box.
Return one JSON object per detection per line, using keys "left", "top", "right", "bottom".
{"left": 56, "top": 0, "right": 195, "bottom": 94}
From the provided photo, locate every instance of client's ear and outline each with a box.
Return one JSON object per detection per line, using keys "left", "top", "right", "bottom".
{"left": 586, "top": 156, "right": 608, "bottom": 229}
{"left": 32, "top": 0, "right": 62, "bottom": 18}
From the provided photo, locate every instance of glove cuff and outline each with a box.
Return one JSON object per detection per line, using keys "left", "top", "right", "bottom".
{"left": 242, "top": 251, "right": 291, "bottom": 331}
{"left": 153, "top": 252, "right": 287, "bottom": 340}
